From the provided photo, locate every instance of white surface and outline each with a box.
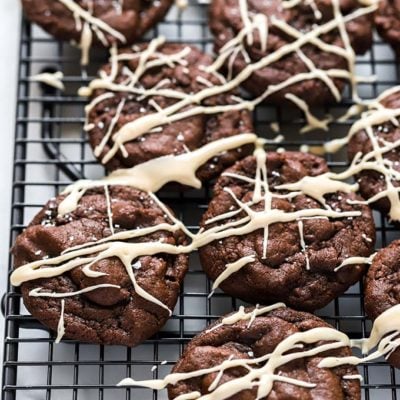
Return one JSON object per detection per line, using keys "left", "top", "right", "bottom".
{"left": 0, "top": 0, "right": 20, "bottom": 369}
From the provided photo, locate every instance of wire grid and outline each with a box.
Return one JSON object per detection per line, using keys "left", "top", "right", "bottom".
{"left": 2, "top": 1, "right": 400, "bottom": 399}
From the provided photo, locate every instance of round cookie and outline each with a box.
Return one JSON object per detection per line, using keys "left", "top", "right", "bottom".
{"left": 199, "top": 151, "right": 375, "bottom": 311}
{"left": 83, "top": 43, "right": 254, "bottom": 177}
{"left": 375, "top": 0, "right": 400, "bottom": 58}
{"left": 168, "top": 305, "right": 361, "bottom": 399}
{"left": 21, "top": 0, "right": 173, "bottom": 48}
{"left": 11, "top": 186, "right": 188, "bottom": 346}
{"left": 364, "top": 240, "right": 400, "bottom": 368}
{"left": 347, "top": 88, "right": 400, "bottom": 221}
{"left": 209, "top": 0, "right": 373, "bottom": 105}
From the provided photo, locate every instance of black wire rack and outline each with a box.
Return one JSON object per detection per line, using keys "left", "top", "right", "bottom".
{"left": 2, "top": 1, "right": 400, "bottom": 399}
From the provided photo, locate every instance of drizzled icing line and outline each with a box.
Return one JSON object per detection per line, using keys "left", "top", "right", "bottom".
{"left": 57, "top": 133, "right": 258, "bottom": 216}
{"left": 29, "top": 71, "right": 65, "bottom": 91}
{"left": 285, "top": 93, "right": 331, "bottom": 133}
{"left": 12, "top": 139, "right": 370, "bottom": 319}
{"left": 334, "top": 253, "right": 376, "bottom": 272}
{"left": 57, "top": 0, "right": 126, "bottom": 65}
{"left": 118, "top": 304, "right": 400, "bottom": 399}
{"left": 29, "top": 283, "right": 121, "bottom": 298}
{"left": 315, "top": 86, "right": 400, "bottom": 221}
{"left": 56, "top": 299, "right": 65, "bottom": 343}
{"left": 206, "top": 303, "right": 286, "bottom": 332}
{"left": 33, "top": 283, "right": 121, "bottom": 343}
{"left": 80, "top": 0, "right": 377, "bottom": 164}
{"left": 208, "top": 255, "right": 256, "bottom": 298}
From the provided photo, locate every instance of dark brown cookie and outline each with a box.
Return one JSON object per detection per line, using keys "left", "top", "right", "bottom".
{"left": 347, "top": 89, "right": 400, "bottom": 221}
{"left": 209, "top": 0, "right": 373, "bottom": 105}
{"left": 168, "top": 306, "right": 361, "bottom": 399}
{"left": 364, "top": 240, "right": 400, "bottom": 368}
{"left": 12, "top": 186, "right": 188, "bottom": 346}
{"left": 84, "top": 43, "right": 254, "bottom": 176}
{"left": 21, "top": 0, "right": 173, "bottom": 47}
{"left": 199, "top": 151, "right": 375, "bottom": 311}
{"left": 375, "top": 0, "right": 400, "bottom": 58}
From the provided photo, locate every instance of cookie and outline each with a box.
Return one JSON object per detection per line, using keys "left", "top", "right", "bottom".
{"left": 347, "top": 87, "right": 400, "bottom": 221}
{"left": 21, "top": 0, "right": 173, "bottom": 61}
{"left": 364, "top": 240, "right": 400, "bottom": 368}
{"left": 82, "top": 42, "right": 254, "bottom": 177}
{"left": 199, "top": 151, "right": 375, "bottom": 311}
{"left": 168, "top": 305, "right": 361, "bottom": 399}
{"left": 11, "top": 186, "right": 188, "bottom": 346}
{"left": 209, "top": 0, "right": 373, "bottom": 105}
{"left": 375, "top": 0, "right": 400, "bottom": 58}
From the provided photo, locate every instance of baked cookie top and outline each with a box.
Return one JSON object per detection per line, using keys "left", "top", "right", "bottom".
{"left": 11, "top": 185, "right": 188, "bottom": 346}
{"left": 199, "top": 151, "right": 375, "bottom": 311}
{"left": 347, "top": 86, "right": 400, "bottom": 222}
{"left": 168, "top": 305, "right": 360, "bottom": 399}
{"left": 82, "top": 42, "right": 254, "bottom": 175}
{"left": 21, "top": 0, "right": 173, "bottom": 63}
{"left": 209, "top": 0, "right": 374, "bottom": 105}
{"left": 364, "top": 240, "right": 400, "bottom": 368}
{"left": 364, "top": 240, "right": 400, "bottom": 321}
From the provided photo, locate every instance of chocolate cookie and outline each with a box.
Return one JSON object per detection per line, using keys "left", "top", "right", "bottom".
{"left": 83, "top": 42, "right": 254, "bottom": 177}
{"left": 209, "top": 0, "right": 373, "bottom": 105}
{"left": 364, "top": 240, "right": 400, "bottom": 367}
{"left": 375, "top": 0, "right": 400, "bottom": 58}
{"left": 168, "top": 305, "right": 361, "bottom": 399}
{"left": 199, "top": 151, "right": 375, "bottom": 311}
{"left": 21, "top": 0, "right": 173, "bottom": 50}
{"left": 347, "top": 87, "right": 400, "bottom": 221}
{"left": 11, "top": 186, "right": 188, "bottom": 346}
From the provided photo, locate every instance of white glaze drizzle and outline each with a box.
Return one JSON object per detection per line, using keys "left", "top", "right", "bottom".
{"left": 11, "top": 187, "right": 361, "bottom": 325}
{"left": 80, "top": 21, "right": 93, "bottom": 66}
{"left": 218, "top": 303, "right": 286, "bottom": 330}
{"left": 57, "top": 0, "right": 126, "bottom": 65}
{"left": 57, "top": 133, "right": 257, "bottom": 216}
{"left": 285, "top": 93, "right": 331, "bottom": 133}
{"left": 203, "top": 140, "right": 369, "bottom": 289}
{"left": 270, "top": 122, "right": 280, "bottom": 133}
{"left": 297, "top": 220, "right": 310, "bottom": 270}
{"left": 208, "top": 355, "right": 235, "bottom": 392}
{"left": 11, "top": 200, "right": 360, "bottom": 288}
{"left": 104, "top": 185, "right": 115, "bottom": 235}
{"left": 79, "top": 0, "right": 376, "bottom": 163}
{"left": 275, "top": 174, "right": 358, "bottom": 209}
{"left": 337, "top": 104, "right": 365, "bottom": 122}
{"left": 118, "top": 304, "right": 400, "bottom": 398}
{"left": 208, "top": 255, "right": 256, "bottom": 298}
{"left": 12, "top": 136, "right": 374, "bottom": 324}
{"left": 319, "top": 304, "right": 400, "bottom": 368}
{"left": 310, "top": 86, "right": 400, "bottom": 220}
{"left": 29, "top": 71, "right": 65, "bottom": 91}
{"left": 118, "top": 328, "right": 342, "bottom": 396}
{"left": 56, "top": 299, "right": 65, "bottom": 343}
{"left": 343, "top": 374, "right": 363, "bottom": 381}
{"left": 334, "top": 253, "right": 375, "bottom": 272}
{"left": 29, "top": 283, "right": 121, "bottom": 298}
{"left": 59, "top": 0, "right": 126, "bottom": 42}
{"left": 12, "top": 136, "right": 370, "bottom": 314}
{"left": 14, "top": 193, "right": 190, "bottom": 314}
{"left": 175, "top": 0, "right": 188, "bottom": 9}
{"left": 283, "top": 0, "right": 322, "bottom": 19}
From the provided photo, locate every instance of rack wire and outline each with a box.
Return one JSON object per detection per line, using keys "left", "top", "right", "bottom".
{"left": 2, "top": 1, "right": 400, "bottom": 399}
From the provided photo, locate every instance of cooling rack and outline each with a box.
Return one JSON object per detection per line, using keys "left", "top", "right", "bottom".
{"left": 2, "top": 1, "right": 400, "bottom": 399}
